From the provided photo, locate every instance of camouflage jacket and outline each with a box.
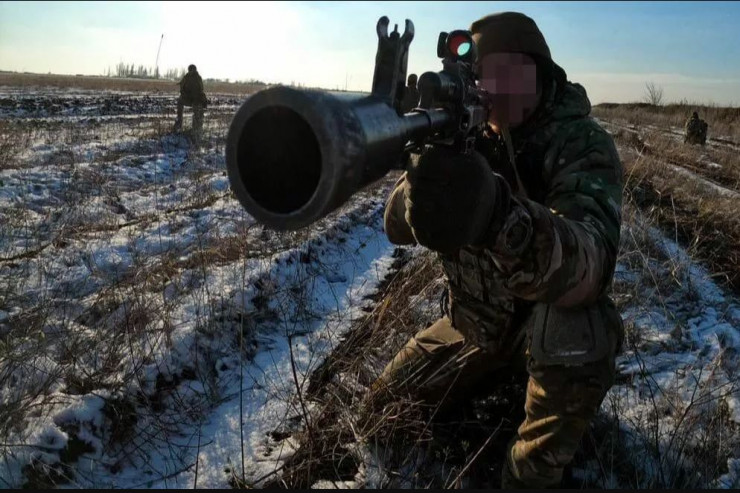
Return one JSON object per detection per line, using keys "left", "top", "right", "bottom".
{"left": 685, "top": 116, "right": 707, "bottom": 135}
{"left": 384, "top": 81, "right": 624, "bottom": 354}
{"left": 179, "top": 71, "right": 206, "bottom": 106}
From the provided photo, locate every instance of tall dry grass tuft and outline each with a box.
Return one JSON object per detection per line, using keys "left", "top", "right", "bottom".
{"left": 251, "top": 248, "right": 453, "bottom": 488}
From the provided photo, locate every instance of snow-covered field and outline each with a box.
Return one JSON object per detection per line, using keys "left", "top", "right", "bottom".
{"left": 581, "top": 214, "right": 740, "bottom": 488}
{"left": 1, "top": 88, "right": 740, "bottom": 489}
{"left": 0, "top": 88, "right": 403, "bottom": 488}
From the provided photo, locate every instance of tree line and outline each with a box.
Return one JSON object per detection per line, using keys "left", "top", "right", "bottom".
{"left": 104, "top": 63, "right": 266, "bottom": 85}
{"left": 105, "top": 63, "right": 187, "bottom": 81}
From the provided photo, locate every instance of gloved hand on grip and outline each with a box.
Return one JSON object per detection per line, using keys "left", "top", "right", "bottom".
{"left": 403, "top": 145, "right": 512, "bottom": 254}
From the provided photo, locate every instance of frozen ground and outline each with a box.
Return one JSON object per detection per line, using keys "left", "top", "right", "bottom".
{"left": 577, "top": 213, "right": 740, "bottom": 488}
{"left": 1, "top": 90, "right": 739, "bottom": 488}
{"left": 0, "top": 88, "right": 402, "bottom": 488}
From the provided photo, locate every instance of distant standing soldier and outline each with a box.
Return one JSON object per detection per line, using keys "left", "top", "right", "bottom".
{"left": 684, "top": 111, "right": 708, "bottom": 145}
{"left": 174, "top": 64, "right": 208, "bottom": 137}
{"left": 400, "top": 73, "right": 420, "bottom": 113}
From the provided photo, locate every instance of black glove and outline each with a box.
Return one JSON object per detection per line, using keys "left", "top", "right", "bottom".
{"left": 403, "top": 146, "right": 511, "bottom": 254}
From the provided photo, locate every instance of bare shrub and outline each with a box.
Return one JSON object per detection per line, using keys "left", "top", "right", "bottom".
{"left": 644, "top": 82, "right": 665, "bottom": 106}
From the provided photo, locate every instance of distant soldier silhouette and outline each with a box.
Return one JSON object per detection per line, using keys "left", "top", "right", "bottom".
{"left": 400, "top": 73, "right": 420, "bottom": 113}
{"left": 174, "top": 64, "right": 208, "bottom": 138}
{"left": 684, "top": 111, "right": 708, "bottom": 145}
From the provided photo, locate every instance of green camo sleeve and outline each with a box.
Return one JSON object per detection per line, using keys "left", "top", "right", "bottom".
{"left": 489, "top": 118, "right": 624, "bottom": 307}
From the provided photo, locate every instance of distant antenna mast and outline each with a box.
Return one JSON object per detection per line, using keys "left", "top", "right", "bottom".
{"left": 155, "top": 34, "right": 164, "bottom": 78}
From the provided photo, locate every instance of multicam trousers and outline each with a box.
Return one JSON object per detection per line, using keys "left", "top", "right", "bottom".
{"left": 370, "top": 314, "right": 622, "bottom": 489}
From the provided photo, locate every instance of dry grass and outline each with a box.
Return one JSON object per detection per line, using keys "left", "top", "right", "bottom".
{"left": 0, "top": 120, "right": 33, "bottom": 171}
{"left": 1, "top": 87, "right": 401, "bottom": 486}
{"left": 579, "top": 194, "right": 740, "bottom": 488}
{"left": 250, "top": 249, "right": 448, "bottom": 488}
{"left": 606, "top": 123, "right": 740, "bottom": 191}
{"left": 593, "top": 102, "right": 740, "bottom": 143}
{"left": 4, "top": 81, "right": 740, "bottom": 488}
{"left": 610, "top": 126, "right": 740, "bottom": 293}
{"left": 250, "top": 248, "right": 535, "bottom": 489}
{"left": 0, "top": 102, "right": 250, "bottom": 487}
{"left": 255, "top": 182, "right": 740, "bottom": 489}
{"left": 248, "top": 111, "right": 740, "bottom": 489}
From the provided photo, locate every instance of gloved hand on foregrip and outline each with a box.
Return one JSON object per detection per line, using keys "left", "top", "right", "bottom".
{"left": 403, "top": 145, "right": 512, "bottom": 254}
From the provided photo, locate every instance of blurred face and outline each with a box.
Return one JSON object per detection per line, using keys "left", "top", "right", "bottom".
{"left": 477, "top": 52, "right": 541, "bottom": 129}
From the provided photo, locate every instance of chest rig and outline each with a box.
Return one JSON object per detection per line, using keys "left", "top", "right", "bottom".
{"left": 439, "top": 128, "right": 549, "bottom": 352}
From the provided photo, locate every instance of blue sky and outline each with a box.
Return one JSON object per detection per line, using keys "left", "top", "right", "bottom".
{"left": 1, "top": 1, "right": 738, "bottom": 105}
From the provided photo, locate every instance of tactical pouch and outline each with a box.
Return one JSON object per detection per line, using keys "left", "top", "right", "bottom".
{"left": 528, "top": 302, "right": 611, "bottom": 366}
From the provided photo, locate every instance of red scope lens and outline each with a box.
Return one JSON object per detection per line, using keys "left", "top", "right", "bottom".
{"left": 447, "top": 34, "right": 472, "bottom": 57}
